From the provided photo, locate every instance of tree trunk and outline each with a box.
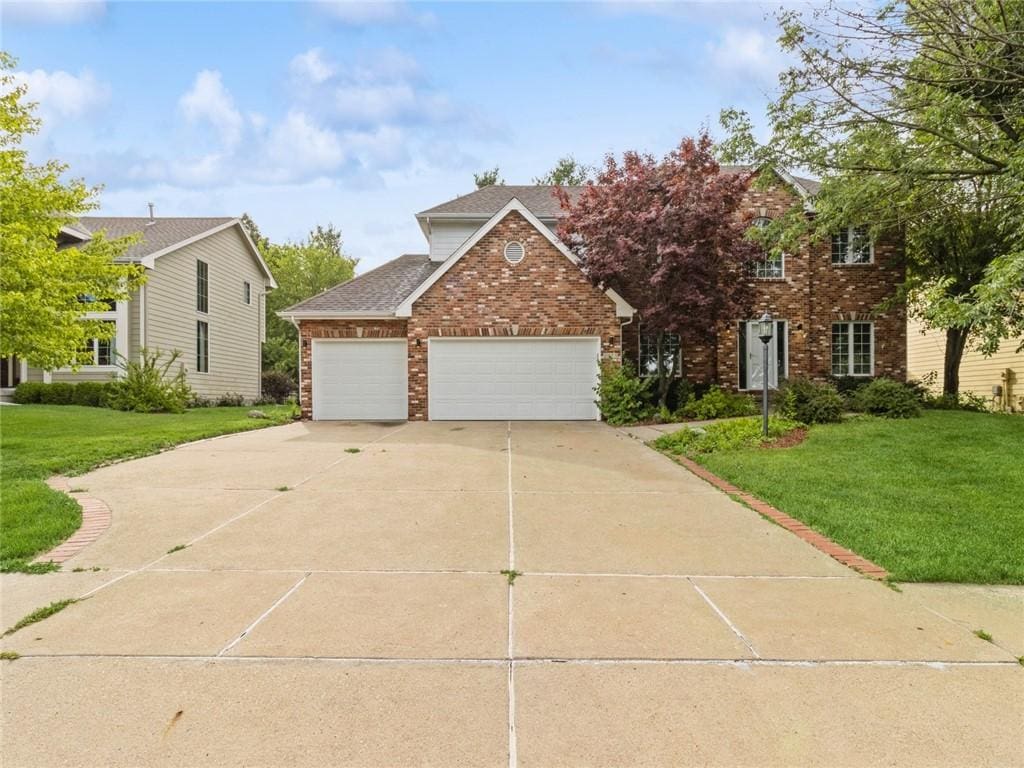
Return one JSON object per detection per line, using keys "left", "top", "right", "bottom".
{"left": 943, "top": 326, "right": 970, "bottom": 396}
{"left": 656, "top": 332, "right": 670, "bottom": 410}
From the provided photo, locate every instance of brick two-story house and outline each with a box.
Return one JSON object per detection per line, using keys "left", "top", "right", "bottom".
{"left": 280, "top": 169, "right": 905, "bottom": 421}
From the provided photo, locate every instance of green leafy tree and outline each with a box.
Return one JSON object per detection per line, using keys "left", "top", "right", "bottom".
{"left": 533, "top": 155, "right": 594, "bottom": 186}
{"left": 719, "top": 1, "right": 1024, "bottom": 392}
{"left": 0, "top": 52, "right": 144, "bottom": 370}
{"left": 473, "top": 167, "right": 503, "bottom": 188}
{"left": 239, "top": 212, "right": 269, "bottom": 253}
{"left": 263, "top": 227, "right": 357, "bottom": 378}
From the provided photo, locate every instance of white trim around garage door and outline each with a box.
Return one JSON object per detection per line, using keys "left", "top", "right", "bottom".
{"left": 427, "top": 336, "right": 602, "bottom": 421}
{"left": 310, "top": 338, "right": 408, "bottom": 421}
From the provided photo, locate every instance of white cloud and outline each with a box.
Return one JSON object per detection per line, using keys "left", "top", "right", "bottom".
{"left": 290, "top": 48, "right": 336, "bottom": 85}
{"left": 314, "top": 1, "right": 436, "bottom": 28}
{"left": 707, "top": 27, "right": 787, "bottom": 84}
{"left": 178, "top": 70, "right": 244, "bottom": 148}
{"left": 11, "top": 68, "right": 111, "bottom": 120}
{"left": 262, "top": 111, "right": 346, "bottom": 182}
{"left": 2, "top": 1, "right": 105, "bottom": 25}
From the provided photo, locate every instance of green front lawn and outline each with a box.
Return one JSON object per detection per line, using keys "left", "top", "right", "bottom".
{"left": 687, "top": 411, "right": 1024, "bottom": 584}
{"left": 0, "top": 405, "right": 293, "bottom": 571}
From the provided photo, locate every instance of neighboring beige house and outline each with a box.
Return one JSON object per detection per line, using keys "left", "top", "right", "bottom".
{"left": 907, "top": 317, "right": 1022, "bottom": 411}
{"left": 0, "top": 216, "right": 276, "bottom": 402}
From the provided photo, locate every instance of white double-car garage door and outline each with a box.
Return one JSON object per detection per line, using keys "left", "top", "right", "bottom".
{"left": 311, "top": 337, "right": 600, "bottom": 421}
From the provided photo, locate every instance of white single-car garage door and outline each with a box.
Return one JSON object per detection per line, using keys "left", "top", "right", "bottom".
{"left": 428, "top": 337, "right": 601, "bottom": 421}
{"left": 312, "top": 340, "right": 407, "bottom": 421}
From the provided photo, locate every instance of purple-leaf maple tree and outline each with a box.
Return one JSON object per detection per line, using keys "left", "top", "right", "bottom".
{"left": 557, "top": 132, "right": 761, "bottom": 407}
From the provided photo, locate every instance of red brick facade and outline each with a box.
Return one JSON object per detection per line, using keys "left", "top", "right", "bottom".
{"left": 297, "top": 181, "right": 905, "bottom": 419}
{"left": 298, "top": 211, "right": 623, "bottom": 420}
{"left": 298, "top": 318, "right": 408, "bottom": 419}
{"left": 626, "top": 177, "right": 906, "bottom": 388}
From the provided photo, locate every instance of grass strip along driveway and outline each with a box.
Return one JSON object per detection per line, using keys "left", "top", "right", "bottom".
{"left": 671, "top": 411, "right": 1023, "bottom": 584}
{"left": 0, "top": 405, "right": 292, "bottom": 572}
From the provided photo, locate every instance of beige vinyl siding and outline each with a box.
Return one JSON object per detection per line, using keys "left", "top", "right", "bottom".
{"left": 907, "top": 317, "right": 1023, "bottom": 406}
{"left": 23, "top": 366, "right": 45, "bottom": 383}
{"left": 51, "top": 369, "right": 116, "bottom": 383}
{"left": 429, "top": 220, "right": 481, "bottom": 261}
{"left": 144, "top": 226, "right": 265, "bottom": 399}
{"left": 128, "top": 286, "right": 141, "bottom": 360}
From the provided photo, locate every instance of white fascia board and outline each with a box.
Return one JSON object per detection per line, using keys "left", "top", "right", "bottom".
{"left": 772, "top": 168, "right": 817, "bottom": 213}
{"left": 138, "top": 220, "right": 278, "bottom": 288}
{"left": 397, "top": 198, "right": 635, "bottom": 318}
{"left": 277, "top": 311, "right": 397, "bottom": 321}
{"left": 59, "top": 223, "right": 92, "bottom": 241}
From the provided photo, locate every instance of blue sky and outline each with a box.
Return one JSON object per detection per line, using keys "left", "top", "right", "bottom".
{"left": 5, "top": 1, "right": 788, "bottom": 271}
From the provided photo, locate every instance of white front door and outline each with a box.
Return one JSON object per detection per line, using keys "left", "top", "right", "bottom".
{"left": 743, "top": 321, "right": 787, "bottom": 390}
{"left": 311, "top": 340, "right": 407, "bottom": 421}
{"left": 428, "top": 337, "right": 601, "bottom": 421}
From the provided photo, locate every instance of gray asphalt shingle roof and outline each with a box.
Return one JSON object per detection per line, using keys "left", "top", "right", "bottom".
{"left": 283, "top": 254, "right": 440, "bottom": 315}
{"left": 416, "top": 186, "right": 583, "bottom": 218}
{"left": 417, "top": 170, "right": 821, "bottom": 220}
{"left": 73, "top": 217, "right": 235, "bottom": 260}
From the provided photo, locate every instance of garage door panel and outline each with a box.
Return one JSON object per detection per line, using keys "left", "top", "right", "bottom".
{"left": 313, "top": 341, "right": 407, "bottom": 421}
{"left": 429, "top": 339, "right": 600, "bottom": 421}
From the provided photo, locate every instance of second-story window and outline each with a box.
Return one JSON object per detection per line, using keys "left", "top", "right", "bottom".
{"left": 831, "top": 226, "right": 873, "bottom": 265}
{"left": 751, "top": 216, "right": 784, "bottom": 279}
{"left": 243, "top": 281, "right": 251, "bottom": 305}
{"left": 197, "top": 260, "right": 209, "bottom": 313}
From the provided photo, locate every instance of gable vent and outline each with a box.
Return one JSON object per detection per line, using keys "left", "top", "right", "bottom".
{"left": 504, "top": 241, "right": 525, "bottom": 265}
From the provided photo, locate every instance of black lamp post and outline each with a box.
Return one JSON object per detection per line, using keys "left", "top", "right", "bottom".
{"left": 757, "top": 312, "right": 774, "bottom": 437}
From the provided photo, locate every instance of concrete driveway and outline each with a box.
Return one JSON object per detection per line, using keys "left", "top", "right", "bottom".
{"left": 2, "top": 421, "right": 1021, "bottom": 767}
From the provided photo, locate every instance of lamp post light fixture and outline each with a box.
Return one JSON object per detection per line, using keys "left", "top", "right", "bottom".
{"left": 757, "top": 312, "right": 774, "bottom": 437}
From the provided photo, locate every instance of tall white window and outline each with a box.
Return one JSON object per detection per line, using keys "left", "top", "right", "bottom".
{"left": 197, "top": 260, "right": 209, "bottom": 313}
{"left": 243, "top": 281, "right": 251, "bottom": 305}
{"left": 831, "top": 226, "right": 873, "bottom": 264}
{"left": 82, "top": 321, "right": 116, "bottom": 366}
{"left": 752, "top": 216, "right": 784, "bottom": 279}
{"left": 197, "top": 321, "right": 209, "bottom": 373}
{"left": 832, "top": 322, "right": 874, "bottom": 376}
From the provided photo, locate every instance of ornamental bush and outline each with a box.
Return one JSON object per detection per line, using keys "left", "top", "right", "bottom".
{"left": 654, "top": 415, "right": 803, "bottom": 456}
{"left": 11, "top": 381, "right": 111, "bottom": 406}
{"left": 777, "top": 377, "right": 844, "bottom": 424}
{"left": 852, "top": 377, "right": 922, "bottom": 418}
{"left": 260, "top": 370, "right": 295, "bottom": 404}
{"left": 678, "top": 385, "right": 758, "bottom": 420}
{"left": 106, "top": 348, "right": 193, "bottom": 414}
{"left": 596, "top": 361, "right": 654, "bottom": 425}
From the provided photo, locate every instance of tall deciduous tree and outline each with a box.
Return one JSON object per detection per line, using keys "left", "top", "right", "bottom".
{"left": 533, "top": 155, "right": 594, "bottom": 186}
{"left": 719, "top": 0, "right": 1024, "bottom": 393}
{"left": 557, "top": 133, "right": 760, "bottom": 408}
{"left": 0, "top": 52, "right": 143, "bottom": 370}
{"left": 261, "top": 226, "right": 358, "bottom": 378}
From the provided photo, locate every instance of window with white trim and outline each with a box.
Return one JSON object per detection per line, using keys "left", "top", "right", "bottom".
{"left": 638, "top": 332, "right": 681, "bottom": 377}
{"left": 196, "top": 321, "right": 209, "bottom": 373}
{"left": 751, "top": 216, "right": 784, "bottom": 279}
{"left": 81, "top": 321, "right": 116, "bottom": 366}
{"left": 197, "top": 260, "right": 209, "bottom": 313}
{"left": 243, "top": 281, "right": 251, "bottom": 305}
{"left": 832, "top": 322, "right": 873, "bottom": 376}
{"left": 831, "top": 226, "right": 872, "bottom": 264}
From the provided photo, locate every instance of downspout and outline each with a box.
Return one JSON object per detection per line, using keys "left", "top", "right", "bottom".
{"left": 619, "top": 313, "right": 634, "bottom": 365}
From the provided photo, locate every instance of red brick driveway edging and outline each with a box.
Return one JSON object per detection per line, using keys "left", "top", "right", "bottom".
{"left": 674, "top": 456, "right": 889, "bottom": 580}
{"left": 33, "top": 477, "right": 112, "bottom": 565}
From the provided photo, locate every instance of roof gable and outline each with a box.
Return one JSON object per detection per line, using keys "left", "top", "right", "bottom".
{"left": 396, "top": 198, "right": 633, "bottom": 318}
{"left": 72, "top": 217, "right": 276, "bottom": 288}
